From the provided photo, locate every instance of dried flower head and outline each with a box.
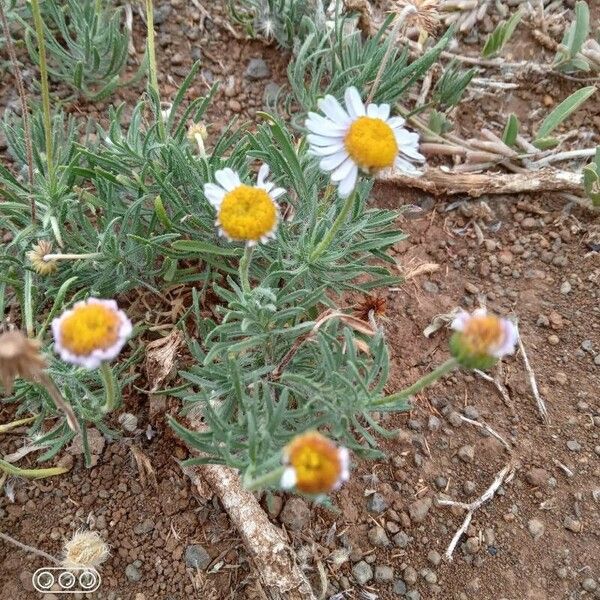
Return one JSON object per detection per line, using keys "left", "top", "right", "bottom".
{"left": 450, "top": 308, "right": 518, "bottom": 370}
{"left": 355, "top": 294, "right": 387, "bottom": 322}
{"left": 0, "top": 330, "right": 47, "bottom": 394}
{"left": 52, "top": 298, "right": 133, "bottom": 369}
{"left": 187, "top": 122, "right": 208, "bottom": 142}
{"left": 281, "top": 431, "right": 350, "bottom": 495}
{"left": 306, "top": 87, "right": 424, "bottom": 197}
{"left": 27, "top": 240, "right": 57, "bottom": 276}
{"left": 62, "top": 530, "right": 110, "bottom": 569}
{"left": 389, "top": 0, "right": 441, "bottom": 36}
{"left": 203, "top": 165, "right": 285, "bottom": 246}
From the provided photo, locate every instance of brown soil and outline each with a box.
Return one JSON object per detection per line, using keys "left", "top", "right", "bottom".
{"left": 1, "top": 1, "right": 599, "bottom": 599}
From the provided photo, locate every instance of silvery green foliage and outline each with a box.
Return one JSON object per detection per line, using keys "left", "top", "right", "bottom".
{"left": 229, "top": 0, "right": 332, "bottom": 48}
{"left": 21, "top": 0, "right": 140, "bottom": 99}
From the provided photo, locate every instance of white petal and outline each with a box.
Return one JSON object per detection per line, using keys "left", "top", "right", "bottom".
{"left": 395, "top": 156, "right": 419, "bottom": 174}
{"left": 309, "top": 143, "right": 345, "bottom": 157}
{"left": 318, "top": 95, "right": 351, "bottom": 126}
{"left": 366, "top": 103, "right": 379, "bottom": 118}
{"left": 473, "top": 308, "right": 487, "bottom": 318}
{"left": 204, "top": 183, "right": 226, "bottom": 209}
{"left": 331, "top": 156, "right": 356, "bottom": 182}
{"left": 257, "top": 163, "right": 270, "bottom": 186}
{"left": 344, "top": 87, "right": 365, "bottom": 119}
{"left": 306, "top": 116, "right": 347, "bottom": 137}
{"left": 308, "top": 133, "right": 344, "bottom": 147}
{"left": 337, "top": 165, "right": 358, "bottom": 198}
{"left": 214, "top": 168, "right": 240, "bottom": 192}
{"left": 451, "top": 310, "right": 470, "bottom": 332}
{"left": 394, "top": 128, "right": 419, "bottom": 147}
{"left": 270, "top": 187, "right": 286, "bottom": 199}
{"left": 401, "top": 146, "right": 425, "bottom": 162}
{"left": 388, "top": 116, "right": 406, "bottom": 129}
{"left": 378, "top": 104, "right": 390, "bottom": 120}
{"left": 320, "top": 150, "right": 349, "bottom": 172}
{"left": 280, "top": 467, "right": 297, "bottom": 489}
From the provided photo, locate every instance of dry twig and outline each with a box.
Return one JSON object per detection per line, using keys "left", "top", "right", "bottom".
{"left": 438, "top": 464, "right": 514, "bottom": 560}
{"left": 516, "top": 327, "right": 549, "bottom": 424}
{"left": 458, "top": 415, "right": 511, "bottom": 452}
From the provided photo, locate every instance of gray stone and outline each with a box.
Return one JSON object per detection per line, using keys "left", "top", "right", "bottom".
{"left": 403, "top": 566, "right": 417, "bottom": 586}
{"left": 184, "top": 545, "right": 211, "bottom": 569}
{"left": 427, "top": 550, "right": 442, "bottom": 566}
{"left": 393, "top": 579, "right": 407, "bottom": 595}
{"left": 263, "top": 82, "right": 281, "bottom": 108}
{"left": 422, "top": 281, "right": 439, "bottom": 294}
{"left": 352, "top": 561, "right": 373, "bottom": 585}
{"left": 567, "top": 440, "right": 582, "bottom": 452}
{"left": 280, "top": 498, "right": 310, "bottom": 530}
{"left": 133, "top": 519, "right": 155, "bottom": 535}
{"left": 368, "top": 526, "right": 390, "bottom": 548}
{"left": 428, "top": 415, "right": 442, "bottom": 431}
{"left": 367, "top": 492, "right": 388, "bottom": 513}
{"left": 406, "top": 591, "right": 421, "bottom": 600}
{"left": 458, "top": 445, "right": 475, "bottom": 463}
{"left": 434, "top": 476, "right": 448, "bottom": 490}
{"left": 595, "top": 354, "right": 600, "bottom": 366}
{"left": 245, "top": 58, "right": 271, "bottom": 80}
{"left": 527, "top": 518, "right": 545, "bottom": 539}
{"left": 408, "top": 497, "right": 432, "bottom": 523}
{"left": 582, "top": 578, "right": 597, "bottom": 592}
{"left": 393, "top": 531, "right": 412, "bottom": 548}
{"left": 125, "top": 564, "right": 142, "bottom": 582}
{"left": 375, "top": 565, "right": 394, "bottom": 582}
{"left": 464, "top": 406, "right": 479, "bottom": 420}
{"left": 563, "top": 516, "right": 582, "bottom": 533}
{"left": 448, "top": 411, "right": 463, "bottom": 427}
{"left": 525, "top": 468, "right": 549, "bottom": 486}
{"left": 153, "top": 5, "right": 172, "bottom": 24}
{"left": 560, "top": 281, "right": 572, "bottom": 294}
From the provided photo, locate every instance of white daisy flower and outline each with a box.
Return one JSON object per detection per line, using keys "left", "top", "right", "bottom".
{"left": 305, "top": 86, "right": 425, "bottom": 197}
{"left": 52, "top": 298, "right": 133, "bottom": 369}
{"left": 203, "top": 164, "right": 285, "bottom": 246}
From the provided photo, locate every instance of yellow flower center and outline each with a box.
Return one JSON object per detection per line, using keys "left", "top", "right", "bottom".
{"left": 287, "top": 433, "right": 342, "bottom": 494}
{"left": 218, "top": 185, "right": 277, "bottom": 242}
{"left": 59, "top": 304, "right": 121, "bottom": 356}
{"left": 462, "top": 316, "right": 504, "bottom": 356}
{"left": 344, "top": 116, "right": 397, "bottom": 171}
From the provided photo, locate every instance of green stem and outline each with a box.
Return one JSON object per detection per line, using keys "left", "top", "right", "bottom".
{"left": 373, "top": 357, "right": 459, "bottom": 407}
{"left": 0, "top": 458, "right": 69, "bottom": 479}
{"left": 43, "top": 252, "right": 102, "bottom": 261}
{"left": 145, "top": 0, "right": 165, "bottom": 141}
{"left": 0, "top": 416, "right": 36, "bottom": 434}
{"left": 100, "top": 362, "right": 119, "bottom": 414}
{"left": 239, "top": 245, "right": 254, "bottom": 294}
{"left": 245, "top": 466, "right": 286, "bottom": 491}
{"left": 30, "top": 0, "right": 55, "bottom": 187}
{"left": 309, "top": 191, "right": 356, "bottom": 262}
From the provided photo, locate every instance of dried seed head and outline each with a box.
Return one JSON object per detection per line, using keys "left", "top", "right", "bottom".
{"left": 187, "top": 122, "right": 208, "bottom": 142}
{"left": 354, "top": 295, "right": 387, "bottom": 322}
{"left": 27, "top": 240, "right": 57, "bottom": 275}
{"left": 0, "top": 330, "right": 47, "bottom": 394}
{"left": 62, "top": 530, "right": 110, "bottom": 569}
{"left": 389, "top": 0, "right": 441, "bottom": 35}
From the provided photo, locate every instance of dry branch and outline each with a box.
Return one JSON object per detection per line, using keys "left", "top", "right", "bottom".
{"left": 378, "top": 167, "right": 583, "bottom": 197}
{"left": 192, "top": 464, "right": 316, "bottom": 600}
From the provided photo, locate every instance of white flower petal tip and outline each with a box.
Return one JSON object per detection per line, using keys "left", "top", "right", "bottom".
{"left": 280, "top": 467, "right": 297, "bottom": 490}
{"left": 52, "top": 298, "right": 132, "bottom": 370}
{"left": 306, "top": 87, "right": 425, "bottom": 197}
{"left": 203, "top": 164, "right": 285, "bottom": 246}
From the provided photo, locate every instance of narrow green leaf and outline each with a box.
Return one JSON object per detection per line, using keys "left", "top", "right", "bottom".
{"left": 571, "top": 1, "right": 590, "bottom": 56}
{"left": 482, "top": 10, "right": 523, "bottom": 58}
{"left": 535, "top": 86, "right": 596, "bottom": 140}
{"left": 171, "top": 240, "right": 240, "bottom": 256}
{"left": 502, "top": 113, "right": 520, "bottom": 147}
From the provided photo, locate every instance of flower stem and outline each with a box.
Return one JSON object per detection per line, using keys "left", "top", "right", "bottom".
{"left": 100, "top": 362, "right": 119, "bottom": 414}
{"left": 245, "top": 466, "right": 286, "bottom": 491}
{"left": 367, "top": 4, "right": 417, "bottom": 104}
{"left": 309, "top": 191, "right": 356, "bottom": 262}
{"left": 0, "top": 415, "right": 36, "bottom": 434}
{"left": 373, "top": 357, "right": 459, "bottom": 407}
{"left": 30, "top": 0, "right": 55, "bottom": 188}
{"left": 39, "top": 373, "right": 81, "bottom": 434}
{"left": 43, "top": 252, "right": 102, "bottom": 262}
{"left": 0, "top": 458, "right": 69, "bottom": 479}
{"left": 0, "top": 531, "right": 61, "bottom": 565}
{"left": 144, "top": 0, "right": 165, "bottom": 141}
{"left": 239, "top": 245, "right": 254, "bottom": 294}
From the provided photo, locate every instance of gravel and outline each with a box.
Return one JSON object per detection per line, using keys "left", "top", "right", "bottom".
{"left": 403, "top": 566, "right": 418, "bottom": 586}
{"left": 125, "top": 563, "right": 142, "bottom": 582}
{"left": 408, "top": 497, "right": 432, "bottom": 523}
{"left": 375, "top": 565, "right": 395, "bottom": 582}
{"left": 184, "top": 545, "right": 211, "bottom": 570}
{"left": 428, "top": 415, "right": 442, "bottom": 431}
{"left": 245, "top": 58, "right": 271, "bottom": 80}
{"left": 352, "top": 561, "right": 373, "bottom": 585}
{"left": 527, "top": 518, "right": 545, "bottom": 539}
{"left": 566, "top": 440, "right": 582, "bottom": 452}
{"left": 393, "top": 531, "right": 412, "bottom": 548}
{"left": 563, "top": 516, "right": 582, "bottom": 533}
{"left": 368, "top": 526, "right": 391, "bottom": 548}
{"left": 367, "top": 492, "right": 388, "bottom": 513}
{"left": 280, "top": 498, "right": 310, "bottom": 530}
{"left": 582, "top": 578, "right": 597, "bottom": 592}
{"left": 427, "top": 550, "right": 442, "bottom": 566}
{"left": 133, "top": 519, "right": 155, "bottom": 535}
{"left": 392, "top": 579, "right": 407, "bottom": 595}
{"left": 525, "top": 468, "right": 549, "bottom": 486}
{"left": 458, "top": 445, "right": 475, "bottom": 463}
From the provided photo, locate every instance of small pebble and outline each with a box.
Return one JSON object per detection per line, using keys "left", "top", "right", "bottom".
{"left": 563, "top": 516, "right": 582, "bottom": 533}
{"left": 582, "top": 578, "right": 597, "bottom": 592}
{"left": 567, "top": 440, "right": 582, "bottom": 452}
{"left": 527, "top": 518, "right": 545, "bottom": 539}
{"left": 403, "top": 566, "right": 417, "bottom": 586}
{"left": 352, "top": 561, "right": 373, "bottom": 585}
{"left": 458, "top": 445, "right": 475, "bottom": 463}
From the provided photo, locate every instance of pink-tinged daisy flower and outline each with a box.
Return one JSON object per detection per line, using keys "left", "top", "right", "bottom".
{"left": 203, "top": 165, "right": 285, "bottom": 246}
{"left": 450, "top": 308, "right": 518, "bottom": 370}
{"left": 280, "top": 431, "right": 350, "bottom": 495}
{"left": 305, "top": 86, "right": 425, "bottom": 197}
{"left": 52, "top": 298, "right": 132, "bottom": 369}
